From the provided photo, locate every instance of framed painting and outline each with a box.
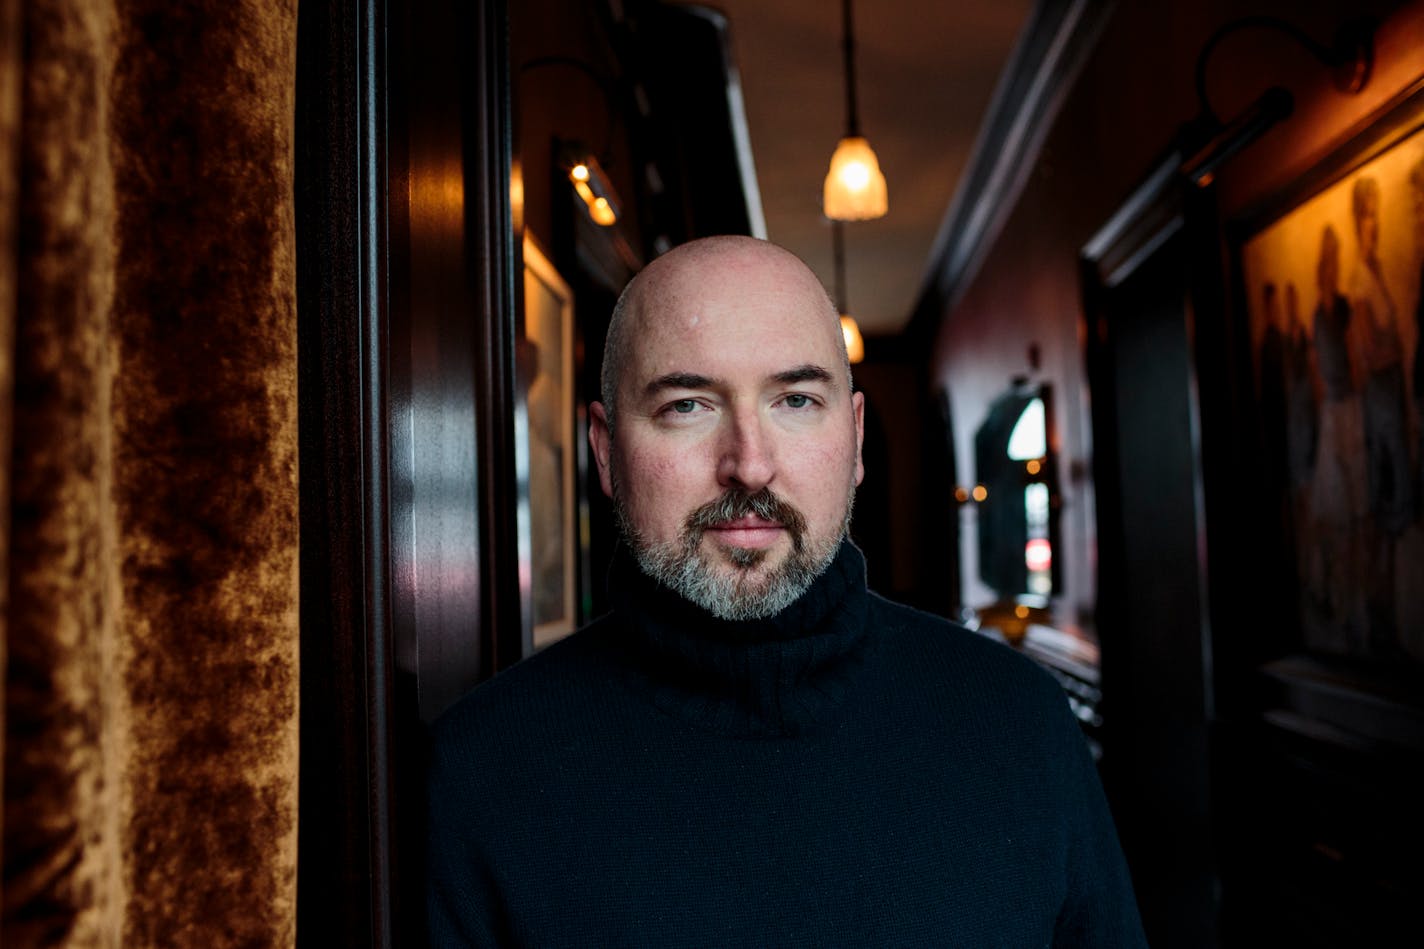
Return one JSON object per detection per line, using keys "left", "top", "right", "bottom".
{"left": 1236, "top": 83, "right": 1424, "bottom": 665}
{"left": 522, "top": 235, "right": 577, "bottom": 649}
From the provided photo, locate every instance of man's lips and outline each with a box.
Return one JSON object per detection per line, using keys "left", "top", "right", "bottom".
{"left": 704, "top": 515, "right": 785, "bottom": 549}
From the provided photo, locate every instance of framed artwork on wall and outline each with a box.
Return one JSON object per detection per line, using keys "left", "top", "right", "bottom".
{"left": 1235, "top": 82, "right": 1424, "bottom": 666}
{"left": 523, "top": 235, "right": 578, "bottom": 649}
{"left": 1222, "top": 83, "right": 1424, "bottom": 946}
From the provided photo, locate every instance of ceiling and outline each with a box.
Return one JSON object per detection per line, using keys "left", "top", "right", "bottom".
{"left": 675, "top": 0, "right": 1034, "bottom": 334}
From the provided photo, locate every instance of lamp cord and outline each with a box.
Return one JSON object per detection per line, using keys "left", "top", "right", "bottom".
{"left": 833, "top": 220, "right": 848, "bottom": 314}
{"left": 842, "top": 0, "right": 860, "bottom": 137}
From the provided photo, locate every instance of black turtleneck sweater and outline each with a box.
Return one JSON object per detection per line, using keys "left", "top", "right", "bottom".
{"left": 427, "top": 543, "right": 1146, "bottom": 947}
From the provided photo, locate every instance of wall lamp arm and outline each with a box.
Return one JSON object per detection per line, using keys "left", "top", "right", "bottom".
{"left": 1194, "top": 15, "right": 1374, "bottom": 127}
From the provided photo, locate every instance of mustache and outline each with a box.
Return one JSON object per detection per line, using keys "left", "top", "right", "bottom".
{"left": 683, "top": 487, "right": 807, "bottom": 551}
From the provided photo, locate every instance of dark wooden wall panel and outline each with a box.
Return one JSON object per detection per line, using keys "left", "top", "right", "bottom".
{"left": 295, "top": 0, "right": 515, "bottom": 944}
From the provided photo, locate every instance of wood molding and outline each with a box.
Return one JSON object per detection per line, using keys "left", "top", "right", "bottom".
{"left": 907, "top": 0, "right": 1115, "bottom": 343}
{"left": 294, "top": 0, "right": 395, "bottom": 943}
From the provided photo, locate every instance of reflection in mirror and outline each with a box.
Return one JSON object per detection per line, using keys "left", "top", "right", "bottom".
{"left": 973, "top": 379, "right": 1061, "bottom": 627}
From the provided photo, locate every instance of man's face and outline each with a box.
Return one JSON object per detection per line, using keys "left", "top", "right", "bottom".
{"left": 590, "top": 242, "right": 865, "bottom": 619}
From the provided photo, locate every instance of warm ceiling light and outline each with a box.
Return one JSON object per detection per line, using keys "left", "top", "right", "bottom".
{"left": 570, "top": 163, "right": 590, "bottom": 182}
{"left": 825, "top": 0, "right": 887, "bottom": 221}
{"left": 840, "top": 315, "right": 865, "bottom": 364}
{"left": 824, "top": 136, "right": 887, "bottom": 221}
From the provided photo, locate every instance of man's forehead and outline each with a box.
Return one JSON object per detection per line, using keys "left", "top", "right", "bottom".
{"left": 627, "top": 296, "right": 840, "bottom": 374}
{"left": 632, "top": 260, "right": 835, "bottom": 338}
{"left": 606, "top": 237, "right": 848, "bottom": 400}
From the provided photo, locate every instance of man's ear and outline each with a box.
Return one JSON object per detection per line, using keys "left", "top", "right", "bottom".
{"left": 852, "top": 390, "right": 866, "bottom": 486}
{"left": 589, "top": 401, "right": 615, "bottom": 498}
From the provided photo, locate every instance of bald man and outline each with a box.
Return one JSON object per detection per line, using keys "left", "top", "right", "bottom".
{"left": 427, "top": 237, "right": 1146, "bottom": 947}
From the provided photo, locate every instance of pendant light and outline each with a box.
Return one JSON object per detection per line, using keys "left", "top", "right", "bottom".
{"left": 824, "top": 0, "right": 887, "bottom": 221}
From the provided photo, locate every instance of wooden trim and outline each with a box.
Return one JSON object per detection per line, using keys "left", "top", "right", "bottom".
{"left": 463, "top": 0, "right": 522, "bottom": 680}
{"left": 907, "top": 0, "right": 1115, "bottom": 342}
{"left": 294, "top": 0, "right": 396, "bottom": 943}
{"left": 295, "top": 0, "right": 517, "bottom": 944}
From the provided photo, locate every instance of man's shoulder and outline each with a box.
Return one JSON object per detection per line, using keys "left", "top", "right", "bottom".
{"left": 866, "top": 594, "right": 1066, "bottom": 703}
{"left": 429, "top": 615, "right": 624, "bottom": 752}
{"left": 866, "top": 593, "right": 1014, "bottom": 661}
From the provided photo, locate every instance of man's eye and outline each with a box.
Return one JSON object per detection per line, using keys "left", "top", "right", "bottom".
{"left": 783, "top": 394, "right": 813, "bottom": 409}
{"left": 669, "top": 399, "right": 699, "bottom": 414}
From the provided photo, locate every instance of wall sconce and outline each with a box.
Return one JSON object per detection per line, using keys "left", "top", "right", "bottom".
{"left": 1175, "top": 17, "right": 1374, "bottom": 190}
{"left": 520, "top": 55, "right": 623, "bottom": 229}
{"left": 564, "top": 152, "right": 620, "bottom": 227}
{"left": 1194, "top": 15, "right": 1374, "bottom": 126}
{"left": 823, "top": 0, "right": 887, "bottom": 221}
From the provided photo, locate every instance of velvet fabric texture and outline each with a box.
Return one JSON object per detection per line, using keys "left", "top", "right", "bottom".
{"left": 1, "top": 1, "right": 299, "bottom": 945}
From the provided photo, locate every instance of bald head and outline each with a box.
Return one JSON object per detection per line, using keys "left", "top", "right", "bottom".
{"left": 600, "top": 236, "right": 849, "bottom": 427}
{"left": 586, "top": 235, "right": 866, "bottom": 620}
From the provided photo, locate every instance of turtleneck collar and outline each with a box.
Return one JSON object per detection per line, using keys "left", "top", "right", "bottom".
{"left": 609, "top": 540, "right": 874, "bottom": 737}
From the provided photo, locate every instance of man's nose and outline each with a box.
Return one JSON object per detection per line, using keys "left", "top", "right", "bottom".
{"left": 716, "top": 409, "right": 775, "bottom": 491}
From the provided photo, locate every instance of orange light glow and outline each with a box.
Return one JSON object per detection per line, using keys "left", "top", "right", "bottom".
{"left": 823, "top": 136, "right": 888, "bottom": 221}
{"left": 590, "top": 197, "right": 616, "bottom": 226}
{"left": 839, "top": 315, "right": 865, "bottom": 364}
{"left": 568, "top": 160, "right": 618, "bottom": 226}
{"left": 971, "top": 485, "right": 987, "bottom": 502}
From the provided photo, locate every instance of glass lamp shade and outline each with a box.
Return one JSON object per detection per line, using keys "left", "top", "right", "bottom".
{"left": 823, "top": 136, "right": 888, "bottom": 221}
{"left": 840, "top": 315, "right": 865, "bottom": 364}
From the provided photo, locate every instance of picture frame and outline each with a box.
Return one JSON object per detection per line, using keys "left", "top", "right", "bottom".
{"left": 522, "top": 235, "right": 578, "bottom": 649}
{"left": 1233, "top": 80, "right": 1424, "bottom": 666}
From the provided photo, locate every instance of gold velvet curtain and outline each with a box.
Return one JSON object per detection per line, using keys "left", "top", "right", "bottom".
{"left": 0, "top": 0, "right": 300, "bottom": 944}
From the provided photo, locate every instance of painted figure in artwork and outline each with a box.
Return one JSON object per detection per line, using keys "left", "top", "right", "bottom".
{"left": 1308, "top": 224, "right": 1369, "bottom": 649}
{"left": 1348, "top": 176, "right": 1411, "bottom": 646}
{"left": 1349, "top": 176, "right": 1412, "bottom": 536}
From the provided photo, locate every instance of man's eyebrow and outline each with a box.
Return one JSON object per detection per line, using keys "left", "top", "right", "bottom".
{"left": 645, "top": 371, "right": 720, "bottom": 396}
{"left": 771, "top": 365, "right": 836, "bottom": 386}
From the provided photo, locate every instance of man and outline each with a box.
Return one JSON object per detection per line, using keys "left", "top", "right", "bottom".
{"left": 427, "top": 236, "right": 1146, "bottom": 946}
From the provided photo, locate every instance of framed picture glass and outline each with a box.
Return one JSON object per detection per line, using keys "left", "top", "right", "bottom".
{"left": 522, "top": 236, "right": 577, "bottom": 648}
{"left": 1237, "top": 87, "right": 1424, "bottom": 664}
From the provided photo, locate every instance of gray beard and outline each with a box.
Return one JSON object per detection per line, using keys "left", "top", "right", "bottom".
{"left": 616, "top": 484, "right": 852, "bottom": 621}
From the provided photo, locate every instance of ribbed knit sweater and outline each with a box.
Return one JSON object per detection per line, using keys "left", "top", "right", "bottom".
{"left": 427, "top": 542, "right": 1147, "bottom": 947}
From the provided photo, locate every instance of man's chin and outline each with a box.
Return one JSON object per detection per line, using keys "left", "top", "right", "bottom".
{"left": 629, "top": 529, "right": 837, "bottom": 621}
{"left": 703, "top": 536, "right": 784, "bottom": 572}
